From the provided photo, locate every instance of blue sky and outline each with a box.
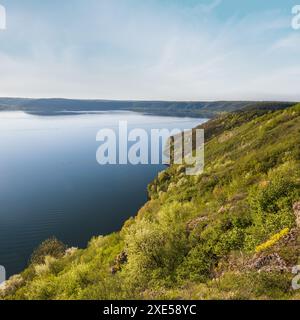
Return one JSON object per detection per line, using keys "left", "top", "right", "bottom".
{"left": 0, "top": 0, "right": 299, "bottom": 100}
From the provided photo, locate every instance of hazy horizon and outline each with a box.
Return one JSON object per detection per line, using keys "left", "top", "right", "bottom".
{"left": 0, "top": 96, "right": 299, "bottom": 103}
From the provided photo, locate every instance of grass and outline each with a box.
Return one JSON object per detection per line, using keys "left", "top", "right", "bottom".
{"left": 1, "top": 103, "right": 300, "bottom": 300}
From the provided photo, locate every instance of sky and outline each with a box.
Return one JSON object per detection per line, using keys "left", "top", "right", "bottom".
{"left": 0, "top": 0, "right": 299, "bottom": 101}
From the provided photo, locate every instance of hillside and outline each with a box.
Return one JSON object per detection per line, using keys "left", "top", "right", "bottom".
{"left": 0, "top": 98, "right": 295, "bottom": 118}
{"left": 1, "top": 103, "right": 300, "bottom": 300}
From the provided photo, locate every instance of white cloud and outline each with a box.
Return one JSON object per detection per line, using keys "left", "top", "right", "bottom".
{"left": 0, "top": 0, "right": 298, "bottom": 101}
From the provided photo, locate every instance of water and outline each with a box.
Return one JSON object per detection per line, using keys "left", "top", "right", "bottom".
{"left": 0, "top": 111, "right": 206, "bottom": 277}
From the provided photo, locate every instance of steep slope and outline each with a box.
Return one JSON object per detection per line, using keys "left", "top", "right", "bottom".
{"left": 1, "top": 104, "right": 300, "bottom": 300}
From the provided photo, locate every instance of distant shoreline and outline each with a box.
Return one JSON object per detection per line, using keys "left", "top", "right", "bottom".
{"left": 0, "top": 98, "right": 296, "bottom": 118}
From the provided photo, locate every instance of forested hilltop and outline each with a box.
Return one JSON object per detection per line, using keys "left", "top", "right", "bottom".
{"left": 0, "top": 97, "right": 295, "bottom": 118}
{"left": 1, "top": 103, "right": 300, "bottom": 300}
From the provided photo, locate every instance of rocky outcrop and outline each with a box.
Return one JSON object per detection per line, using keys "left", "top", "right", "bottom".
{"left": 111, "top": 251, "right": 128, "bottom": 275}
{"left": 249, "top": 253, "right": 288, "bottom": 273}
{"left": 64, "top": 247, "right": 78, "bottom": 256}
{"left": 186, "top": 216, "right": 209, "bottom": 234}
{"left": 293, "top": 202, "right": 300, "bottom": 228}
{"left": 277, "top": 228, "right": 299, "bottom": 247}
{"left": 116, "top": 251, "right": 127, "bottom": 265}
{"left": 0, "top": 275, "right": 24, "bottom": 297}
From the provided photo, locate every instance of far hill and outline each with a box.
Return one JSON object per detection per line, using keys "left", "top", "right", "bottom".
{"left": 0, "top": 98, "right": 296, "bottom": 118}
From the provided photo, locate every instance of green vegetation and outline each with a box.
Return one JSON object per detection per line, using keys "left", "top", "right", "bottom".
{"left": 255, "top": 228, "right": 290, "bottom": 253}
{"left": 30, "top": 237, "right": 67, "bottom": 265}
{"left": 1, "top": 103, "right": 300, "bottom": 300}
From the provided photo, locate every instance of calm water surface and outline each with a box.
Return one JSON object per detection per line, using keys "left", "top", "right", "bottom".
{"left": 0, "top": 111, "right": 206, "bottom": 277}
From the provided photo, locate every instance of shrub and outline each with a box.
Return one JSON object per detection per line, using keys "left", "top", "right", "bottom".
{"left": 30, "top": 237, "right": 67, "bottom": 265}
{"left": 176, "top": 245, "right": 213, "bottom": 283}
{"left": 214, "top": 227, "right": 245, "bottom": 256}
{"left": 255, "top": 228, "right": 289, "bottom": 253}
{"left": 246, "top": 169, "right": 299, "bottom": 248}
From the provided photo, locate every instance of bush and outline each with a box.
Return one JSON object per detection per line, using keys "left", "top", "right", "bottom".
{"left": 249, "top": 176, "right": 294, "bottom": 220}
{"left": 255, "top": 228, "right": 289, "bottom": 253}
{"left": 30, "top": 237, "right": 67, "bottom": 265}
{"left": 123, "top": 204, "right": 190, "bottom": 289}
{"left": 246, "top": 170, "right": 299, "bottom": 249}
{"left": 176, "top": 245, "right": 213, "bottom": 283}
